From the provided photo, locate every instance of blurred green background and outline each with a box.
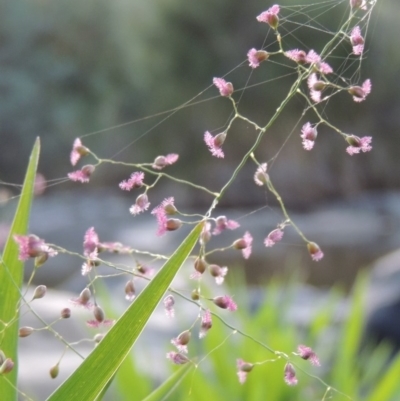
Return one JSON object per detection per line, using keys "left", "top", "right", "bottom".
{"left": 0, "top": 0, "right": 398, "bottom": 206}
{"left": 0, "top": 0, "right": 399, "bottom": 289}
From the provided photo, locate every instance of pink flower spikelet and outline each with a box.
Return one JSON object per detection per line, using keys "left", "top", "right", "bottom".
{"left": 297, "top": 345, "right": 320, "bottom": 366}
{"left": 349, "top": 79, "right": 371, "bottom": 103}
{"left": 264, "top": 228, "right": 284, "bottom": 247}
{"left": 301, "top": 122, "right": 318, "bottom": 150}
{"left": 83, "top": 227, "right": 99, "bottom": 258}
{"left": 306, "top": 50, "right": 333, "bottom": 74}
{"left": 284, "top": 363, "right": 298, "bottom": 386}
{"left": 68, "top": 165, "right": 95, "bottom": 183}
{"left": 247, "top": 49, "right": 269, "bottom": 69}
{"left": 163, "top": 295, "right": 175, "bottom": 318}
{"left": 307, "top": 74, "right": 322, "bottom": 103}
{"left": 199, "top": 310, "right": 212, "bottom": 338}
{"left": 254, "top": 163, "right": 268, "bottom": 186}
{"left": 152, "top": 154, "right": 179, "bottom": 170}
{"left": 166, "top": 352, "right": 189, "bottom": 365}
{"left": 213, "top": 77, "right": 233, "bottom": 97}
{"left": 346, "top": 135, "right": 372, "bottom": 155}
{"left": 119, "top": 172, "right": 144, "bottom": 190}
{"left": 213, "top": 215, "right": 240, "bottom": 235}
{"left": 70, "top": 138, "right": 89, "bottom": 166}
{"left": 130, "top": 194, "right": 150, "bottom": 215}
{"left": 285, "top": 49, "right": 307, "bottom": 64}
{"left": 204, "top": 131, "right": 226, "bottom": 158}
{"left": 233, "top": 231, "right": 253, "bottom": 259}
{"left": 237, "top": 359, "right": 254, "bottom": 384}
{"left": 171, "top": 330, "right": 191, "bottom": 354}
{"left": 247, "top": 48, "right": 260, "bottom": 68}
{"left": 151, "top": 198, "right": 175, "bottom": 236}
{"left": 256, "top": 5, "right": 280, "bottom": 29}
{"left": 14, "top": 234, "right": 57, "bottom": 261}
{"left": 86, "top": 319, "right": 114, "bottom": 328}
{"left": 213, "top": 295, "right": 237, "bottom": 311}
{"left": 307, "top": 242, "right": 324, "bottom": 261}
{"left": 350, "top": 26, "right": 364, "bottom": 55}
{"left": 208, "top": 264, "right": 228, "bottom": 285}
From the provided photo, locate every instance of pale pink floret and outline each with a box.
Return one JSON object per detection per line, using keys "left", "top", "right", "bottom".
{"left": 233, "top": 231, "right": 253, "bottom": 259}
{"left": 171, "top": 330, "right": 191, "bottom": 354}
{"left": 247, "top": 48, "right": 260, "bottom": 68}
{"left": 68, "top": 164, "right": 95, "bottom": 183}
{"left": 119, "top": 172, "right": 144, "bottom": 191}
{"left": 306, "top": 50, "right": 333, "bottom": 74}
{"left": 209, "top": 264, "right": 228, "bottom": 285}
{"left": 152, "top": 207, "right": 168, "bottom": 236}
{"left": 237, "top": 359, "right": 254, "bottom": 384}
{"left": 285, "top": 49, "right": 307, "bottom": 64}
{"left": 86, "top": 319, "right": 114, "bottom": 328}
{"left": 350, "top": 26, "right": 364, "bottom": 55}
{"left": 284, "top": 363, "right": 298, "bottom": 386}
{"left": 264, "top": 228, "right": 284, "bottom": 247}
{"left": 213, "top": 295, "right": 237, "bottom": 311}
{"left": 164, "top": 295, "right": 175, "bottom": 318}
{"left": 213, "top": 77, "right": 234, "bottom": 97}
{"left": 346, "top": 135, "right": 372, "bottom": 155}
{"left": 200, "top": 222, "right": 212, "bottom": 245}
{"left": 254, "top": 163, "right": 268, "bottom": 186}
{"left": 351, "top": 79, "right": 371, "bottom": 103}
{"left": 242, "top": 231, "right": 253, "bottom": 259}
{"left": 83, "top": 227, "right": 99, "bottom": 257}
{"left": 204, "top": 131, "right": 225, "bottom": 158}
{"left": 297, "top": 344, "right": 321, "bottom": 366}
{"left": 70, "top": 138, "right": 89, "bottom": 166}
{"left": 152, "top": 154, "right": 179, "bottom": 170}
{"left": 256, "top": 5, "right": 280, "bottom": 26}
{"left": 301, "top": 122, "right": 318, "bottom": 150}
{"left": 199, "top": 310, "right": 213, "bottom": 338}
{"left": 213, "top": 215, "right": 240, "bottom": 235}
{"left": 129, "top": 194, "right": 150, "bottom": 215}
{"left": 151, "top": 198, "right": 175, "bottom": 236}
{"left": 307, "top": 73, "right": 322, "bottom": 103}
{"left": 81, "top": 261, "right": 97, "bottom": 276}
{"left": 69, "top": 289, "right": 93, "bottom": 309}
{"left": 307, "top": 242, "right": 324, "bottom": 261}
{"left": 166, "top": 352, "right": 189, "bottom": 365}
{"left": 14, "top": 234, "right": 57, "bottom": 261}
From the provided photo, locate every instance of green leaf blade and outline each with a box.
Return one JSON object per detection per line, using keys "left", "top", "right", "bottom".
{"left": 47, "top": 222, "right": 203, "bottom": 401}
{"left": 0, "top": 138, "right": 40, "bottom": 400}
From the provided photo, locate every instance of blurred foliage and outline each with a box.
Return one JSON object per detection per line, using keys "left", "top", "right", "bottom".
{"left": 113, "top": 274, "right": 400, "bottom": 401}
{"left": 0, "top": 0, "right": 398, "bottom": 208}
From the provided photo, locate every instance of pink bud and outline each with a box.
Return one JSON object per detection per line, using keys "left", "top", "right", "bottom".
{"left": 32, "top": 285, "right": 47, "bottom": 300}
{"left": 125, "top": 280, "right": 136, "bottom": 301}
{"left": 307, "top": 242, "right": 324, "bottom": 261}
{"left": 19, "top": 327, "right": 34, "bottom": 338}
{"left": 166, "top": 218, "right": 182, "bottom": 231}
{"left": 194, "top": 258, "right": 207, "bottom": 274}
{"left": 93, "top": 306, "right": 105, "bottom": 323}
{"left": 0, "top": 358, "right": 14, "bottom": 375}
{"left": 61, "top": 308, "right": 71, "bottom": 319}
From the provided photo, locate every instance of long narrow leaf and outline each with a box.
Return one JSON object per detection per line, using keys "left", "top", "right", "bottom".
{"left": 0, "top": 138, "right": 40, "bottom": 400}
{"left": 142, "top": 364, "right": 193, "bottom": 401}
{"left": 47, "top": 223, "right": 203, "bottom": 401}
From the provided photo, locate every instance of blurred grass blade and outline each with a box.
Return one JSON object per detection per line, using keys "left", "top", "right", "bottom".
{"left": 364, "top": 353, "right": 400, "bottom": 401}
{"left": 47, "top": 223, "right": 203, "bottom": 401}
{"left": 142, "top": 364, "right": 193, "bottom": 401}
{"left": 0, "top": 138, "right": 40, "bottom": 400}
